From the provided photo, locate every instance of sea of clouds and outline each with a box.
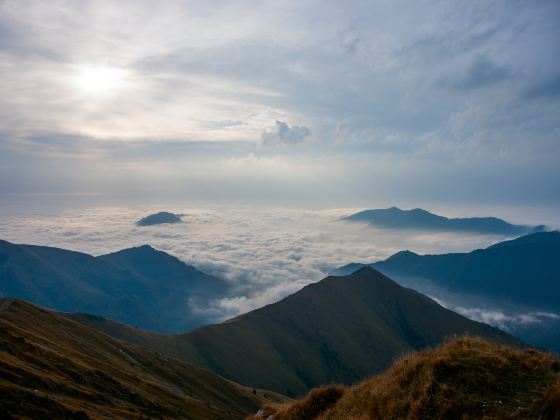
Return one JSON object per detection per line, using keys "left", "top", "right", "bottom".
{"left": 0, "top": 205, "right": 557, "bottom": 331}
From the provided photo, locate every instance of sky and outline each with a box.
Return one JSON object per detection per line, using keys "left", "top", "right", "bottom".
{"left": 1, "top": 0, "right": 559, "bottom": 208}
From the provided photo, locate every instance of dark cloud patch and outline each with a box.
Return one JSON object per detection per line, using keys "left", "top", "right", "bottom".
{"left": 261, "top": 120, "right": 311, "bottom": 147}
{"left": 404, "top": 23, "right": 502, "bottom": 61}
{"left": 443, "top": 55, "right": 512, "bottom": 90}
{"left": 524, "top": 75, "right": 560, "bottom": 100}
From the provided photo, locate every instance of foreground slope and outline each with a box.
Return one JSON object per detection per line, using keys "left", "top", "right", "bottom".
{"left": 72, "top": 268, "right": 521, "bottom": 397}
{"left": 343, "top": 207, "right": 545, "bottom": 235}
{"left": 0, "top": 240, "right": 228, "bottom": 332}
{"left": 260, "top": 336, "right": 560, "bottom": 420}
{"left": 0, "top": 298, "right": 283, "bottom": 419}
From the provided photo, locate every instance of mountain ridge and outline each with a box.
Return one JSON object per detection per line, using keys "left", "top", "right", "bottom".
{"left": 331, "top": 231, "right": 560, "bottom": 352}
{"left": 343, "top": 206, "right": 546, "bottom": 235}
{"left": 0, "top": 240, "right": 229, "bottom": 332}
{"left": 69, "top": 267, "right": 523, "bottom": 397}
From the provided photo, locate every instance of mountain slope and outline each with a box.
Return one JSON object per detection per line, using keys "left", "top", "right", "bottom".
{"left": 343, "top": 207, "right": 545, "bottom": 235}
{"left": 332, "top": 231, "right": 560, "bottom": 353}
{"left": 0, "top": 240, "right": 229, "bottom": 332}
{"left": 258, "top": 336, "right": 560, "bottom": 420}
{"left": 100, "top": 245, "right": 227, "bottom": 298}
{"left": 71, "top": 268, "right": 522, "bottom": 397}
{"left": 0, "top": 240, "right": 158, "bottom": 328}
{"left": 0, "top": 298, "right": 285, "bottom": 419}
{"left": 374, "top": 231, "right": 560, "bottom": 311}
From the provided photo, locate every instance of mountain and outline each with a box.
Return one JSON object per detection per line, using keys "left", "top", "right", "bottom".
{"left": 136, "top": 211, "right": 182, "bottom": 226}
{"left": 0, "top": 240, "right": 229, "bottom": 332}
{"left": 69, "top": 267, "right": 521, "bottom": 397}
{"left": 332, "top": 231, "right": 560, "bottom": 352}
{"left": 100, "top": 244, "right": 228, "bottom": 305}
{"left": 371, "top": 231, "right": 560, "bottom": 311}
{"left": 0, "top": 298, "right": 286, "bottom": 419}
{"left": 343, "top": 206, "right": 545, "bottom": 235}
{"left": 257, "top": 336, "right": 560, "bottom": 420}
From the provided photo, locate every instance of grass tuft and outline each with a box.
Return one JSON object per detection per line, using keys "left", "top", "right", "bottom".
{"left": 261, "top": 336, "right": 560, "bottom": 420}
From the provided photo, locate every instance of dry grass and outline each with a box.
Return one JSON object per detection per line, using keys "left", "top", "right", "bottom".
{"left": 257, "top": 385, "right": 345, "bottom": 420}
{"left": 0, "top": 298, "right": 284, "bottom": 419}
{"left": 258, "top": 336, "right": 560, "bottom": 420}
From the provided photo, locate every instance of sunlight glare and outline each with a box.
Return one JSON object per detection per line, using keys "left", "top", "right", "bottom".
{"left": 75, "top": 65, "right": 126, "bottom": 94}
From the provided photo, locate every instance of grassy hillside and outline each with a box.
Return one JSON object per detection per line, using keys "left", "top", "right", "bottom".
{"left": 258, "top": 336, "right": 560, "bottom": 419}
{"left": 69, "top": 267, "right": 521, "bottom": 397}
{"left": 0, "top": 298, "right": 285, "bottom": 419}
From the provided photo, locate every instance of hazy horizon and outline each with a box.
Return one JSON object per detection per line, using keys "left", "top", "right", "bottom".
{"left": 1, "top": 204, "right": 558, "bottom": 328}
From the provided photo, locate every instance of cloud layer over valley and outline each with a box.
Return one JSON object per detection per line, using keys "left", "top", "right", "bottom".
{"left": 1, "top": 205, "right": 557, "bottom": 327}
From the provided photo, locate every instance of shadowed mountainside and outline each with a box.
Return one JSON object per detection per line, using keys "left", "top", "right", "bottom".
{"left": 70, "top": 267, "right": 522, "bottom": 397}
{"left": 343, "top": 207, "right": 545, "bottom": 235}
{"left": 257, "top": 336, "right": 560, "bottom": 420}
{"left": 0, "top": 298, "right": 286, "bottom": 419}
{"left": 334, "top": 231, "right": 560, "bottom": 312}
{"left": 0, "top": 240, "right": 229, "bottom": 332}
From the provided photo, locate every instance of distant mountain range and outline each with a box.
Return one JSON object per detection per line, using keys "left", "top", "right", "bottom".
{"left": 136, "top": 211, "right": 182, "bottom": 226}
{"left": 334, "top": 231, "right": 560, "bottom": 312}
{"left": 343, "top": 207, "right": 546, "bottom": 235}
{"left": 0, "top": 240, "right": 228, "bottom": 332}
{"left": 69, "top": 267, "right": 521, "bottom": 397}
{"left": 0, "top": 298, "right": 285, "bottom": 419}
{"left": 332, "top": 231, "right": 560, "bottom": 352}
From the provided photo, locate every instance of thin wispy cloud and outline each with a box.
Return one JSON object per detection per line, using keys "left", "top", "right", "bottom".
{"left": 0, "top": 0, "right": 558, "bottom": 206}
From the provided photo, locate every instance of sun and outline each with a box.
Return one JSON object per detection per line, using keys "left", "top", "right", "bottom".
{"left": 74, "top": 65, "right": 126, "bottom": 94}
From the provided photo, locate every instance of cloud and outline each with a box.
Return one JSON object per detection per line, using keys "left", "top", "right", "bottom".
{"left": 0, "top": 205, "right": 525, "bottom": 322}
{"left": 442, "top": 55, "right": 511, "bottom": 90}
{"left": 524, "top": 74, "right": 560, "bottom": 100}
{"left": 261, "top": 120, "right": 311, "bottom": 147}
{"left": 430, "top": 296, "right": 560, "bottom": 333}
{"left": 0, "top": 0, "right": 559, "bottom": 207}
{"left": 454, "top": 306, "right": 559, "bottom": 332}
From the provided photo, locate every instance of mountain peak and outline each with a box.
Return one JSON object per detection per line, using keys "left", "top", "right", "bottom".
{"left": 350, "top": 265, "right": 378, "bottom": 275}
{"left": 114, "top": 244, "right": 159, "bottom": 254}
{"left": 136, "top": 211, "right": 182, "bottom": 226}
{"left": 175, "top": 266, "right": 520, "bottom": 396}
